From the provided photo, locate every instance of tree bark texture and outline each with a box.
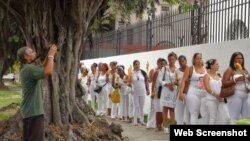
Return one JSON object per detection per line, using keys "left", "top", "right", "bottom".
{"left": 0, "top": 15, "right": 11, "bottom": 90}
{"left": 0, "top": 0, "right": 123, "bottom": 140}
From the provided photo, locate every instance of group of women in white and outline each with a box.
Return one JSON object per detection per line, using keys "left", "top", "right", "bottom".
{"left": 78, "top": 51, "right": 250, "bottom": 134}
{"left": 78, "top": 60, "right": 150, "bottom": 125}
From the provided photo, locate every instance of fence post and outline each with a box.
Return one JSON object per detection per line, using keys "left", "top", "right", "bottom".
{"left": 116, "top": 29, "right": 121, "bottom": 55}
{"left": 191, "top": 0, "right": 201, "bottom": 45}
{"left": 149, "top": 19, "right": 153, "bottom": 51}
{"left": 97, "top": 34, "right": 102, "bottom": 57}
{"left": 146, "top": 19, "right": 153, "bottom": 51}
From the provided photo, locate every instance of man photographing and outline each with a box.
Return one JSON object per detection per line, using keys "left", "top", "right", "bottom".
{"left": 17, "top": 44, "right": 57, "bottom": 141}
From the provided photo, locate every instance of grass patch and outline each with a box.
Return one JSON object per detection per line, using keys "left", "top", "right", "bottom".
{"left": 0, "top": 98, "right": 21, "bottom": 108}
{"left": 0, "top": 90, "right": 21, "bottom": 121}
{"left": 0, "top": 108, "right": 18, "bottom": 121}
{"left": 144, "top": 114, "right": 148, "bottom": 123}
{"left": 0, "top": 90, "right": 21, "bottom": 98}
{"left": 87, "top": 100, "right": 98, "bottom": 110}
{"left": 0, "top": 90, "right": 21, "bottom": 108}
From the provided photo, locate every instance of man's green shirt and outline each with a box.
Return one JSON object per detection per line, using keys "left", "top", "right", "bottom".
{"left": 20, "top": 64, "right": 45, "bottom": 118}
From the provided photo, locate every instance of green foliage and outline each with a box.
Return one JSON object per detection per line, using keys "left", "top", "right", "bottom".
{"left": 8, "top": 35, "right": 21, "bottom": 43}
{"left": 236, "top": 119, "right": 250, "bottom": 125}
{"left": 87, "top": 100, "right": 98, "bottom": 110}
{"left": 91, "top": 13, "right": 116, "bottom": 34}
{"left": 165, "top": 0, "right": 180, "bottom": 5}
{"left": 144, "top": 114, "right": 148, "bottom": 123}
{"left": 164, "top": 0, "right": 193, "bottom": 12}
{"left": 178, "top": 1, "right": 194, "bottom": 12}
{"left": 109, "top": 0, "right": 149, "bottom": 20}
{"left": 91, "top": 0, "right": 151, "bottom": 34}
{"left": 12, "top": 61, "right": 20, "bottom": 73}
{"left": 108, "top": 0, "right": 130, "bottom": 22}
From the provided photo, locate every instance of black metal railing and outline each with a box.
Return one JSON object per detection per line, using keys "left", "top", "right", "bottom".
{"left": 82, "top": 0, "right": 250, "bottom": 59}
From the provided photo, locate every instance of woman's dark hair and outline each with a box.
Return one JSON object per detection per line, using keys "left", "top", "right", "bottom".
{"left": 17, "top": 47, "right": 29, "bottom": 64}
{"left": 192, "top": 52, "right": 202, "bottom": 65}
{"left": 168, "top": 52, "right": 177, "bottom": 59}
{"left": 110, "top": 61, "right": 117, "bottom": 66}
{"left": 229, "top": 52, "right": 245, "bottom": 70}
{"left": 133, "top": 60, "right": 140, "bottom": 66}
{"left": 206, "top": 59, "right": 217, "bottom": 69}
{"left": 161, "top": 58, "right": 168, "bottom": 65}
{"left": 117, "top": 65, "right": 124, "bottom": 70}
{"left": 178, "top": 55, "right": 187, "bottom": 61}
{"left": 91, "top": 63, "right": 98, "bottom": 68}
{"left": 157, "top": 58, "right": 163, "bottom": 63}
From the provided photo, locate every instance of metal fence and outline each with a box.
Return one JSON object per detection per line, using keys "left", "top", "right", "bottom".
{"left": 82, "top": 0, "right": 250, "bottom": 59}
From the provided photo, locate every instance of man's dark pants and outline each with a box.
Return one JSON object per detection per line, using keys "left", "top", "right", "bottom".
{"left": 23, "top": 115, "right": 44, "bottom": 141}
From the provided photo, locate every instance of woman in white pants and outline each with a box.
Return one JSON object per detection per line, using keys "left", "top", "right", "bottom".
{"left": 146, "top": 66, "right": 156, "bottom": 129}
{"left": 175, "top": 55, "right": 190, "bottom": 125}
{"left": 113, "top": 65, "right": 129, "bottom": 120}
{"left": 109, "top": 61, "right": 119, "bottom": 119}
{"left": 131, "top": 60, "right": 150, "bottom": 125}
{"left": 88, "top": 63, "right": 98, "bottom": 112}
{"left": 204, "top": 59, "right": 225, "bottom": 124}
{"left": 147, "top": 58, "right": 167, "bottom": 129}
{"left": 128, "top": 88, "right": 134, "bottom": 123}
{"left": 222, "top": 52, "right": 250, "bottom": 124}
{"left": 179, "top": 53, "right": 208, "bottom": 124}
{"left": 96, "top": 63, "right": 109, "bottom": 116}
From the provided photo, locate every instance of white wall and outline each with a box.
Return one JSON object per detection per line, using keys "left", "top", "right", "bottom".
{"left": 82, "top": 38, "right": 250, "bottom": 75}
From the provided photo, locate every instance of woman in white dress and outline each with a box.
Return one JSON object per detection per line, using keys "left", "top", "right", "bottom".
{"left": 222, "top": 52, "right": 250, "bottom": 124}
{"left": 175, "top": 55, "right": 190, "bottom": 125}
{"left": 179, "top": 53, "right": 208, "bottom": 124}
{"left": 88, "top": 63, "right": 98, "bottom": 111}
{"left": 159, "top": 52, "right": 178, "bottom": 133}
{"left": 152, "top": 58, "right": 167, "bottom": 131}
{"left": 131, "top": 60, "right": 150, "bottom": 125}
{"left": 79, "top": 67, "right": 89, "bottom": 102}
{"left": 96, "top": 63, "right": 109, "bottom": 116}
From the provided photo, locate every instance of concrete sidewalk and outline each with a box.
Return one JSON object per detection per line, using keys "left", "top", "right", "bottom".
{"left": 107, "top": 118, "right": 169, "bottom": 141}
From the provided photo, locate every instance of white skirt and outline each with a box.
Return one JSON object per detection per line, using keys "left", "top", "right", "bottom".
{"left": 160, "top": 86, "right": 178, "bottom": 108}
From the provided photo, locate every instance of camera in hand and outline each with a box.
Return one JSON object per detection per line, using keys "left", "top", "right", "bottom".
{"left": 35, "top": 44, "right": 59, "bottom": 61}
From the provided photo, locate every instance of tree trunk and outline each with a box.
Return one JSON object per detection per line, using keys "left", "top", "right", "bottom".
{"left": 0, "top": 17, "right": 8, "bottom": 90}
{"left": 0, "top": 0, "right": 123, "bottom": 140}
{"left": 0, "top": 58, "right": 8, "bottom": 90}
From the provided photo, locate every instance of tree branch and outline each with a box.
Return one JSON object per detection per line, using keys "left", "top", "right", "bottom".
{"left": 87, "top": 0, "right": 105, "bottom": 24}
{"left": 0, "top": 0, "right": 26, "bottom": 33}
